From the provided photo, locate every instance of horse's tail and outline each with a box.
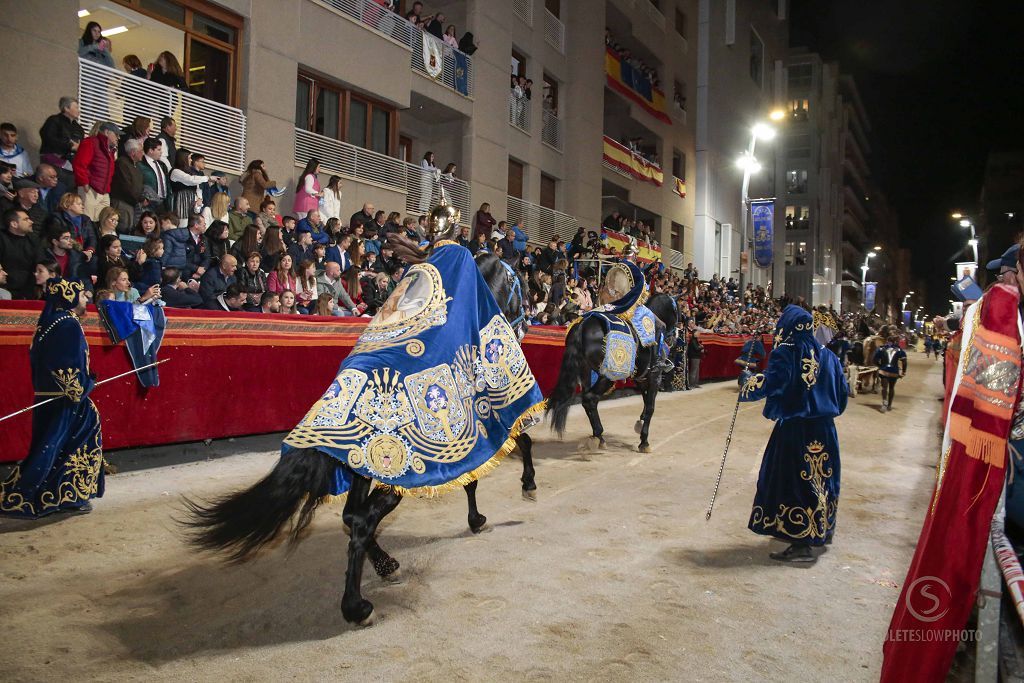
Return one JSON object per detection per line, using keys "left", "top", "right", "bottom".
{"left": 546, "top": 321, "right": 586, "bottom": 438}
{"left": 182, "top": 448, "right": 338, "bottom": 563}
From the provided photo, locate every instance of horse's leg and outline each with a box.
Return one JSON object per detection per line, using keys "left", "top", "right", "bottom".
{"left": 638, "top": 369, "right": 660, "bottom": 453}
{"left": 340, "top": 478, "right": 401, "bottom": 624}
{"left": 463, "top": 480, "right": 487, "bottom": 533}
{"left": 580, "top": 376, "right": 612, "bottom": 458}
{"left": 518, "top": 433, "right": 537, "bottom": 501}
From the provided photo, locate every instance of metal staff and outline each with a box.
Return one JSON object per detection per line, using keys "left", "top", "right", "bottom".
{"left": 705, "top": 391, "right": 743, "bottom": 521}
{"left": 0, "top": 359, "right": 168, "bottom": 424}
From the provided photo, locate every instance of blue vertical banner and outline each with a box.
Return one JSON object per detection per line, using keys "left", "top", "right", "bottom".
{"left": 864, "top": 282, "right": 877, "bottom": 312}
{"left": 751, "top": 200, "right": 774, "bottom": 268}
{"left": 902, "top": 310, "right": 912, "bottom": 326}
{"left": 453, "top": 50, "right": 469, "bottom": 96}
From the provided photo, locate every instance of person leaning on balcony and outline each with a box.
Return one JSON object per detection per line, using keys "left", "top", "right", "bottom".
{"left": 168, "top": 149, "right": 208, "bottom": 227}
{"left": 443, "top": 25, "right": 459, "bottom": 48}
{"left": 292, "top": 158, "right": 322, "bottom": 219}
{"left": 72, "top": 121, "right": 119, "bottom": 222}
{"left": 458, "top": 31, "right": 478, "bottom": 55}
{"left": 239, "top": 159, "right": 277, "bottom": 212}
{"left": 110, "top": 138, "right": 146, "bottom": 229}
{"left": 149, "top": 51, "right": 188, "bottom": 91}
{"left": 78, "top": 22, "right": 114, "bottom": 68}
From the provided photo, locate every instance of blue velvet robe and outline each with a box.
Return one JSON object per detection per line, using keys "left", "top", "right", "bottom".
{"left": 739, "top": 305, "right": 848, "bottom": 545}
{"left": 0, "top": 279, "right": 104, "bottom": 517}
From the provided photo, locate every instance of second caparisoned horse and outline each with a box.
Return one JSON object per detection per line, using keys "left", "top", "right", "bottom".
{"left": 545, "top": 259, "right": 679, "bottom": 454}
{"left": 183, "top": 199, "right": 545, "bottom": 625}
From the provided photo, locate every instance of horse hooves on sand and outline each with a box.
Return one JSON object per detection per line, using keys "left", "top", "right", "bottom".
{"left": 373, "top": 555, "right": 401, "bottom": 579}
{"left": 380, "top": 569, "right": 405, "bottom": 585}
{"left": 522, "top": 488, "right": 537, "bottom": 502}
{"left": 341, "top": 598, "right": 374, "bottom": 626}
{"left": 638, "top": 444, "right": 652, "bottom": 454}
{"left": 469, "top": 514, "right": 488, "bottom": 533}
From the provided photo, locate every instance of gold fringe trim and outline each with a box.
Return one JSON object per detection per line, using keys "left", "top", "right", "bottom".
{"left": 321, "top": 400, "right": 548, "bottom": 503}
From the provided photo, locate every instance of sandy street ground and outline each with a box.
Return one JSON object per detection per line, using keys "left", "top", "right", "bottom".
{"left": 1, "top": 355, "right": 944, "bottom": 681}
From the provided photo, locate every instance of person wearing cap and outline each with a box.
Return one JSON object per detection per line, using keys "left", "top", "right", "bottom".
{"left": 987, "top": 243, "right": 1020, "bottom": 286}
{"left": 1, "top": 177, "right": 46, "bottom": 229}
{"left": 72, "top": 121, "right": 119, "bottom": 221}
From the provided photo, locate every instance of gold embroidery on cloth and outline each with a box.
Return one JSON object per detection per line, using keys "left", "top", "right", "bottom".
{"left": 801, "top": 350, "right": 819, "bottom": 388}
{"left": 350, "top": 264, "right": 451, "bottom": 356}
{"left": 52, "top": 368, "right": 85, "bottom": 403}
{"left": 750, "top": 440, "right": 835, "bottom": 540}
{"left": 46, "top": 279, "right": 83, "bottom": 303}
{"left": 0, "top": 404, "right": 103, "bottom": 516}
{"left": 284, "top": 315, "right": 537, "bottom": 491}
{"left": 741, "top": 373, "right": 765, "bottom": 399}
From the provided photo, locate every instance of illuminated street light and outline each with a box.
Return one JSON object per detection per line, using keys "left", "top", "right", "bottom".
{"left": 752, "top": 122, "right": 776, "bottom": 140}
{"left": 959, "top": 219, "right": 971, "bottom": 228}
{"left": 769, "top": 109, "right": 786, "bottom": 121}
{"left": 735, "top": 154, "right": 761, "bottom": 173}
{"left": 951, "top": 212, "right": 963, "bottom": 219}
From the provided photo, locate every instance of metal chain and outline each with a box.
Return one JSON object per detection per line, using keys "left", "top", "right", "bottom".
{"left": 705, "top": 392, "right": 743, "bottom": 520}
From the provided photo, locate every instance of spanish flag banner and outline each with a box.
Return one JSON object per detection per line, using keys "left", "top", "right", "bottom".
{"left": 603, "top": 136, "right": 664, "bottom": 187}
{"left": 604, "top": 48, "right": 673, "bottom": 125}
{"left": 673, "top": 177, "right": 686, "bottom": 198}
{"left": 602, "top": 229, "right": 663, "bottom": 264}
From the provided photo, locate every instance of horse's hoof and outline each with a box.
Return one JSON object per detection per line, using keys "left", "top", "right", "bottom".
{"left": 634, "top": 420, "right": 643, "bottom": 435}
{"left": 469, "top": 514, "right": 488, "bottom": 533}
{"left": 373, "top": 555, "right": 400, "bottom": 579}
{"left": 341, "top": 598, "right": 374, "bottom": 625}
{"left": 639, "top": 444, "right": 652, "bottom": 454}
{"left": 358, "top": 613, "right": 376, "bottom": 628}
{"left": 522, "top": 488, "right": 537, "bottom": 502}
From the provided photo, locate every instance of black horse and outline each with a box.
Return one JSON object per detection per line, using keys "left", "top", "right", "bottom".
{"left": 546, "top": 293, "right": 679, "bottom": 454}
{"left": 184, "top": 247, "right": 536, "bottom": 625}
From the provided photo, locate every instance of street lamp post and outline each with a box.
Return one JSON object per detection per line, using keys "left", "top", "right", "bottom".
{"left": 954, "top": 214, "right": 979, "bottom": 265}
{"left": 861, "top": 248, "right": 879, "bottom": 309}
{"left": 737, "top": 118, "right": 780, "bottom": 290}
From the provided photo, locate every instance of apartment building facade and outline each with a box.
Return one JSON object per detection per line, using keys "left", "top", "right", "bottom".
{"left": 4, "top": 0, "right": 802, "bottom": 274}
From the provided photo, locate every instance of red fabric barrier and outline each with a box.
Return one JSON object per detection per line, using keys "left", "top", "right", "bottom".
{"left": 0, "top": 301, "right": 764, "bottom": 459}
{"left": 695, "top": 333, "right": 774, "bottom": 380}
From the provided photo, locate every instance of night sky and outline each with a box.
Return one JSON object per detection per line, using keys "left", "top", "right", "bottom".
{"left": 789, "top": 0, "right": 1024, "bottom": 314}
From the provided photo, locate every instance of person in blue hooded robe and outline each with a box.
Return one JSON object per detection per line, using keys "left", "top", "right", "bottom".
{"left": 0, "top": 278, "right": 104, "bottom": 517}
{"left": 739, "top": 304, "right": 848, "bottom": 563}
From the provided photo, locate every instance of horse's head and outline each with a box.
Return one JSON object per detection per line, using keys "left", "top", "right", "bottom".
{"left": 476, "top": 251, "right": 527, "bottom": 341}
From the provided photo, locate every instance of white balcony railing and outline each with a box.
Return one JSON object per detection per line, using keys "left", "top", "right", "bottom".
{"left": 295, "top": 128, "right": 407, "bottom": 193}
{"left": 668, "top": 248, "right": 685, "bottom": 269}
{"left": 78, "top": 58, "right": 246, "bottom": 173}
{"left": 411, "top": 31, "right": 474, "bottom": 98}
{"left": 541, "top": 110, "right": 563, "bottom": 151}
{"left": 313, "top": 0, "right": 415, "bottom": 48}
{"left": 544, "top": 9, "right": 566, "bottom": 54}
{"left": 294, "top": 128, "right": 471, "bottom": 223}
{"left": 601, "top": 158, "right": 632, "bottom": 180}
{"left": 512, "top": 0, "right": 533, "bottom": 25}
{"left": 507, "top": 196, "right": 579, "bottom": 245}
{"left": 509, "top": 92, "right": 530, "bottom": 132}
{"left": 404, "top": 163, "right": 471, "bottom": 224}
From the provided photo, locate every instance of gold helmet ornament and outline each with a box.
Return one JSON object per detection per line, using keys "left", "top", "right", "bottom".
{"left": 426, "top": 187, "right": 461, "bottom": 244}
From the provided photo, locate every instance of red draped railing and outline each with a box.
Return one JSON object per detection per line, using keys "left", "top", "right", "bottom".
{"left": 0, "top": 301, "right": 765, "bottom": 459}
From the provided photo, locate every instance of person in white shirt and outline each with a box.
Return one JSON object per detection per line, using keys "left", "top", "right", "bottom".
{"left": 321, "top": 175, "right": 342, "bottom": 221}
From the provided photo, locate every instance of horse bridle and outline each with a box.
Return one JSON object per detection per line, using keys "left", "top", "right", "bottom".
{"left": 498, "top": 259, "right": 527, "bottom": 339}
